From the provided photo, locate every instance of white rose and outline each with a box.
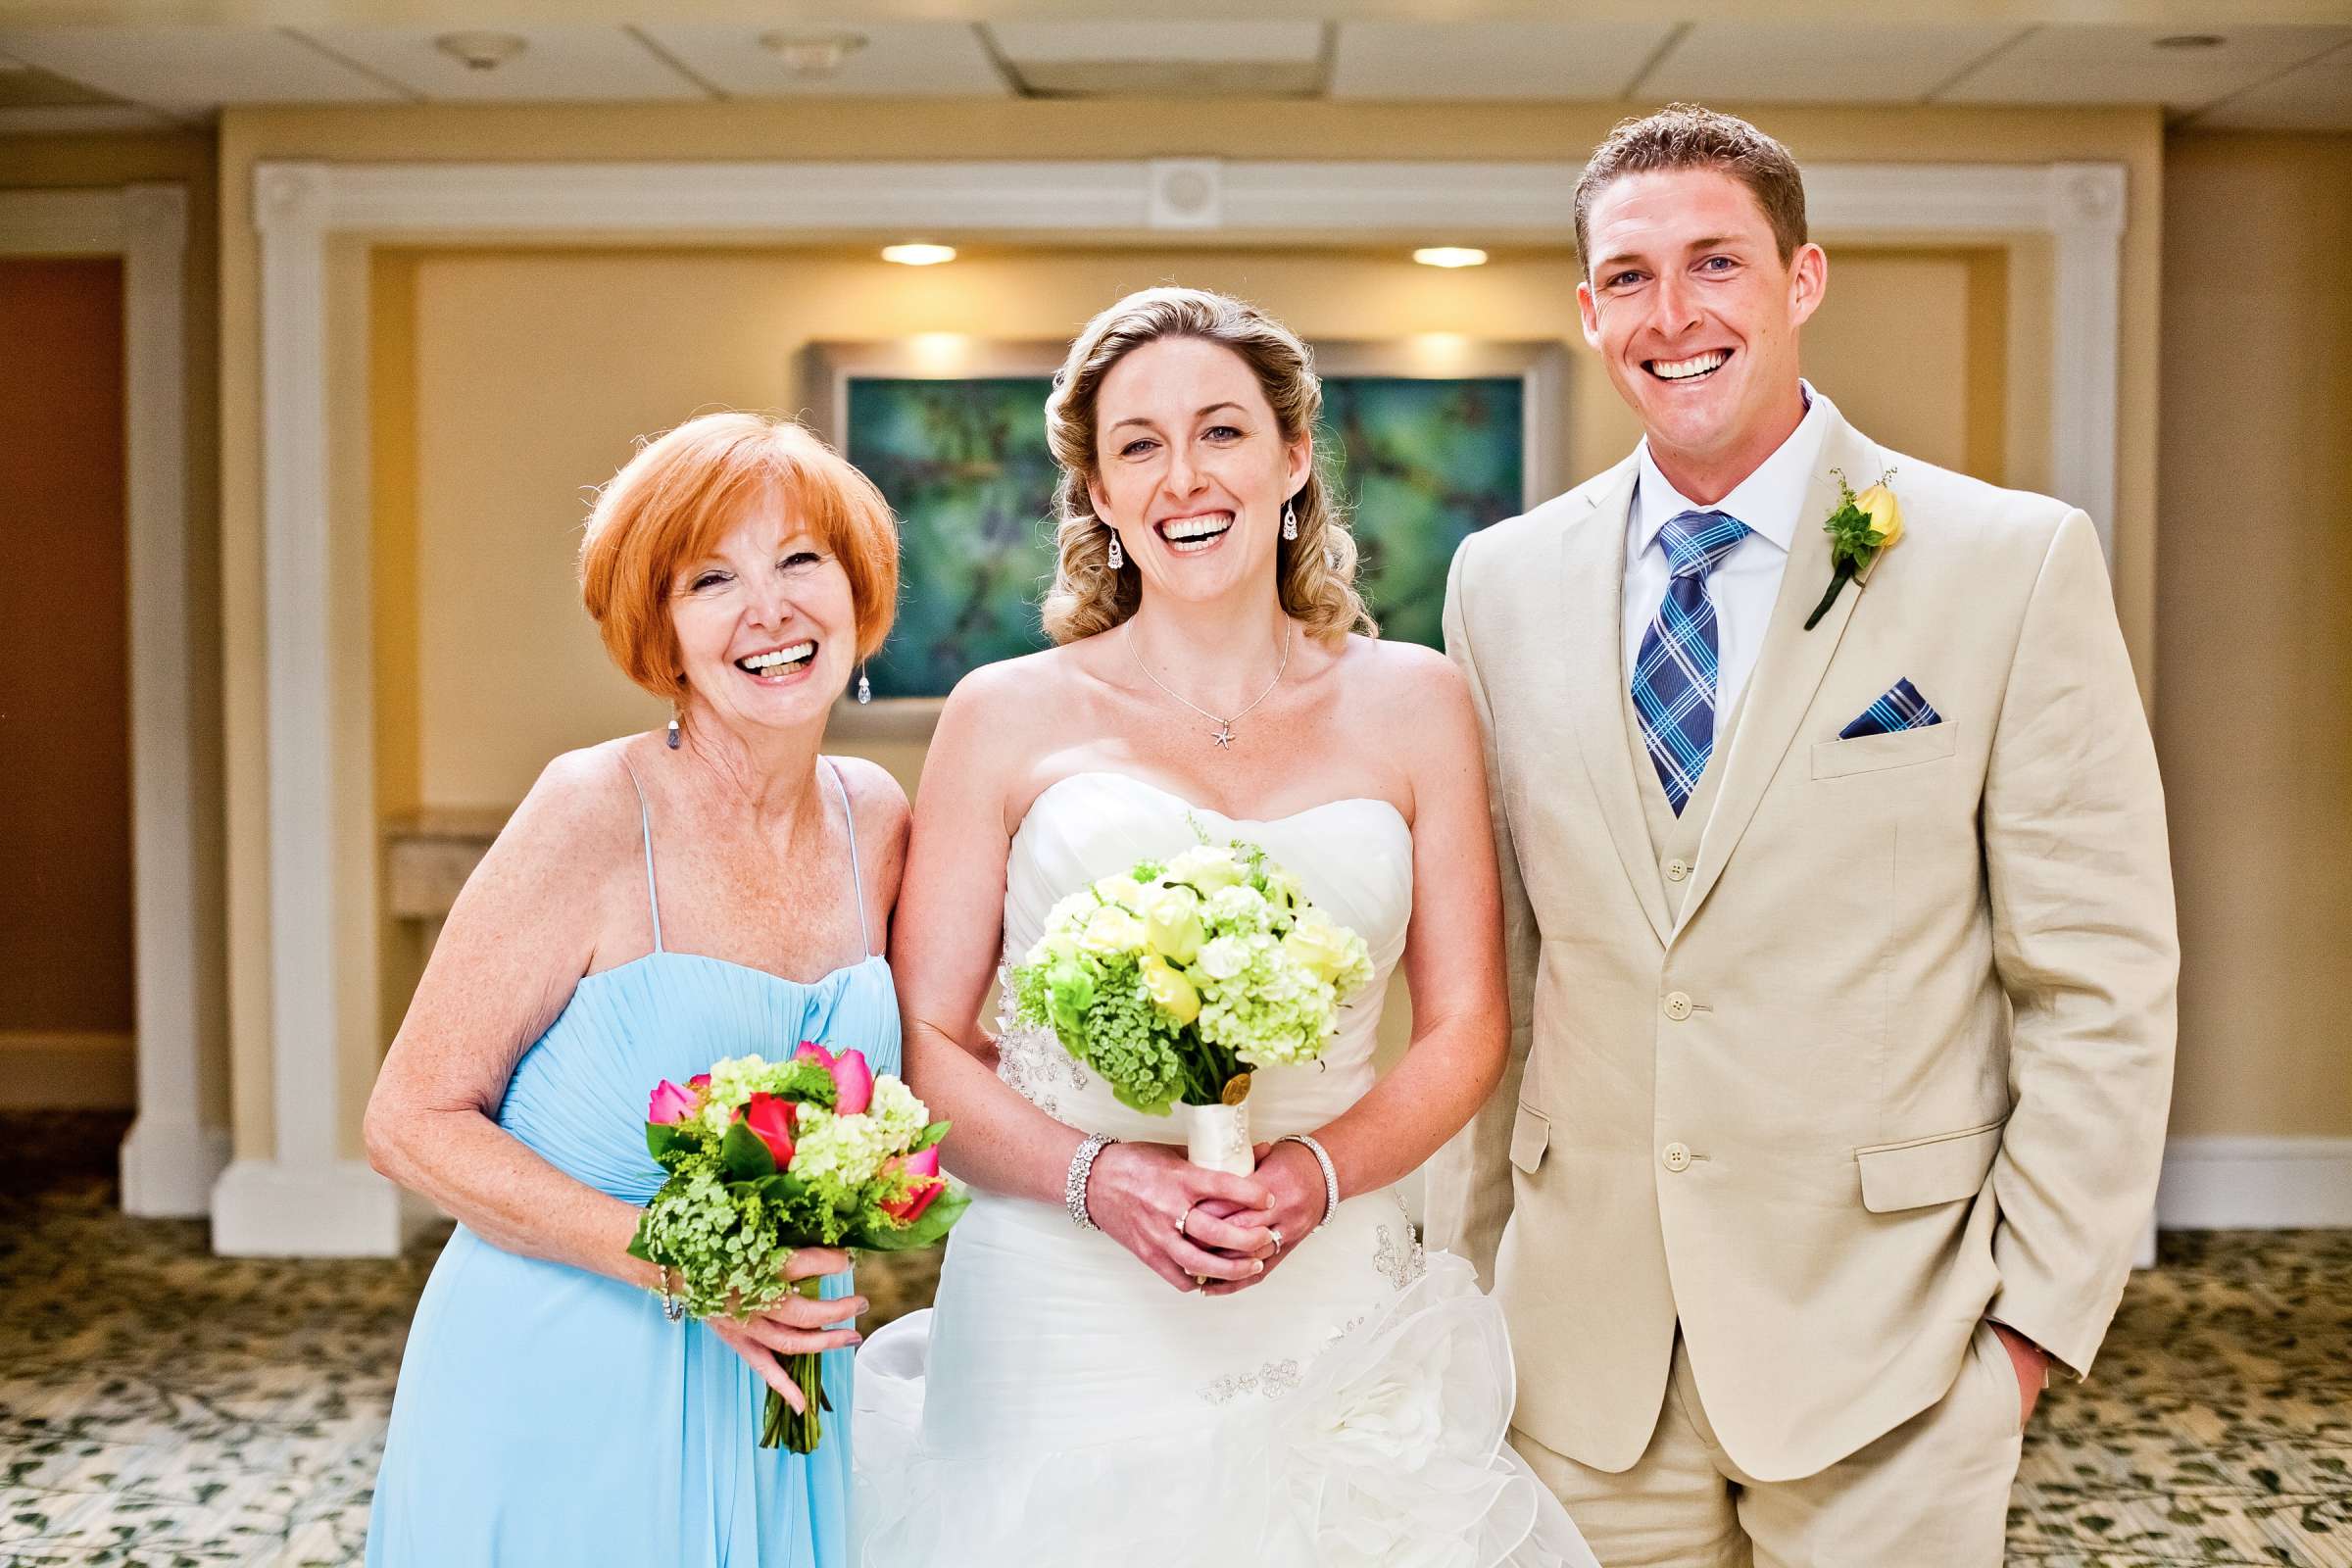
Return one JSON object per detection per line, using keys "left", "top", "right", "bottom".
{"left": 1092, "top": 873, "right": 1144, "bottom": 907}
{"left": 1138, "top": 882, "right": 1205, "bottom": 963}
{"left": 1045, "top": 888, "right": 1098, "bottom": 934}
{"left": 1080, "top": 903, "right": 1148, "bottom": 956}
{"left": 1167, "top": 844, "right": 1247, "bottom": 893}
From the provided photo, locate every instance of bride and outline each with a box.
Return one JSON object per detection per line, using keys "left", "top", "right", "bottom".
{"left": 854, "top": 286, "right": 1593, "bottom": 1567}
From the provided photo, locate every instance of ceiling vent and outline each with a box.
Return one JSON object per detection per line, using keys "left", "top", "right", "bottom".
{"left": 984, "top": 22, "right": 1328, "bottom": 99}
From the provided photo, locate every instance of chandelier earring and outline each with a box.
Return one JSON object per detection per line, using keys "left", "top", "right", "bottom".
{"left": 1282, "top": 501, "right": 1298, "bottom": 541}
{"left": 1106, "top": 527, "right": 1124, "bottom": 570}
{"left": 857, "top": 665, "right": 872, "bottom": 706}
{"left": 665, "top": 706, "right": 682, "bottom": 750}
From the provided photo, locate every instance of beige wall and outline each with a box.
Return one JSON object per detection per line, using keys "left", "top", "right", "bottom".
{"left": 213, "top": 100, "right": 2166, "bottom": 1160}
{"left": 2157, "top": 132, "right": 2352, "bottom": 1139}
{"left": 3, "top": 132, "right": 226, "bottom": 1126}
{"left": 386, "top": 241, "right": 1996, "bottom": 813}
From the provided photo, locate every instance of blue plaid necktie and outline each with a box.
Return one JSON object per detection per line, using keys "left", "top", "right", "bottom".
{"left": 1632, "top": 510, "right": 1752, "bottom": 815}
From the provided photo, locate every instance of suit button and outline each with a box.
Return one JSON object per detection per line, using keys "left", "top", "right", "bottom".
{"left": 1663, "top": 992, "right": 1693, "bottom": 1021}
{"left": 1666, "top": 858, "right": 1691, "bottom": 882}
{"left": 1662, "top": 1143, "right": 1692, "bottom": 1173}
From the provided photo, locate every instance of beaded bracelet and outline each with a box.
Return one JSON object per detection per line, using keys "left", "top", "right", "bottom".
{"left": 1066, "top": 1133, "right": 1118, "bottom": 1230}
{"left": 657, "top": 1263, "right": 685, "bottom": 1323}
{"left": 1275, "top": 1133, "right": 1340, "bottom": 1235}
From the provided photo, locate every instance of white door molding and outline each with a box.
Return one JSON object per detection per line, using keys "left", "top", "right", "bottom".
{"left": 0, "top": 184, "right": 225, "bottom": 1216}
{"left": 244, "top": 155, "right": 2127, "bottom": 1255}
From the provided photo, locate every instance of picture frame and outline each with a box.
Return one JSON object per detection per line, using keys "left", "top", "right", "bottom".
{"left": 801, "top": 336, "right": 1568, "bottom": 737}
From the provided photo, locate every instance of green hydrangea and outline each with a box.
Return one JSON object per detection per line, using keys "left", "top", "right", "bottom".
{"left": 633, "top": 1157, "right": 800, "bottom": 1316}
{"left": 1010, "top": 830, "right": 1376, "bottom": 1113}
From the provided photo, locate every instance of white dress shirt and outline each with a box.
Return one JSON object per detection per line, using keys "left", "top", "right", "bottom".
{"left": 1622, "top": 383, "right": 1836, "bottom": 724}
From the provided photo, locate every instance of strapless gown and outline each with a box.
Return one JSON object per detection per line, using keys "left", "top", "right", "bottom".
{"left": 852, "top": 771, "right": 1594, "bottom": 1568}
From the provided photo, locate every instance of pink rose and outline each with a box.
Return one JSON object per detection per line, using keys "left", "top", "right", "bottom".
{"left": 738, "top": 1092, "right": 797, "bottom": 1166}
{"left": 880, "top": 1145, "right": 944, "bottom": 1223}
{"left": 793, "top": 1040, "right": 874, "bottom": 1116}
{"left": 687, "top": 1073, "right": 710, "bottom": 1092}
{"left": 647, "top": 1079, "right": 696, "bottom": 1126}
{"left": 829, "top": 1051, "right": 875, "bottom": 1116}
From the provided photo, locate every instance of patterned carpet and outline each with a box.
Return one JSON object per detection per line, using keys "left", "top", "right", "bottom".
{"left": 0, "top": 1112, "right": 2344, "bottom": 1567}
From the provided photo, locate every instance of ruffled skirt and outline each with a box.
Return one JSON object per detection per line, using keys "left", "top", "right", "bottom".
{"left": 851, "top": 1188, "right": 1593, "bottom": 1568}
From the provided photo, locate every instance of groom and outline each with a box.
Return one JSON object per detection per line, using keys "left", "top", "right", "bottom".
{"left": 1426, "top": 105, "right": 2178, "bottom": 1565}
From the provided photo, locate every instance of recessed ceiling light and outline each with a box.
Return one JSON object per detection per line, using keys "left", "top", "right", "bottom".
{"left": 882, "top": 243, "right": 957, "bottom": 267}
{"left": 1413, "top": 247, "right": 1489, "bottom": 270}
{"left": 433, "top": 31, "right": 527, "bottom": 72}
{"left": 2153, "top": 34, "right": 2226, "bottom": 50}
{"left": 760, "top": 31, "right": 868, "bottom": 79}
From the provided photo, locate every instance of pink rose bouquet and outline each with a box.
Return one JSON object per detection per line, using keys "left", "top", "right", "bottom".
{"left": 627, "top": 1042, "right": 966, "bottom": 1450}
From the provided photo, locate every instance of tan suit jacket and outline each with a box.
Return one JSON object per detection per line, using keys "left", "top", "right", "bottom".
{"left": 1425, "top": 407, "right": 2178, "bottom": 1483}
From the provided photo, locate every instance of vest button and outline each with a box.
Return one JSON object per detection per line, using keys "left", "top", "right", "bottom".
{"left": 1662, "top": 1142, "right": 1692, "bottom": 1173}
{"left": 1666, "top": 858, "right": 1691, "bottom": 882}
{"left": 1663, "top": 992, "right": 1693, "bottom": 1021}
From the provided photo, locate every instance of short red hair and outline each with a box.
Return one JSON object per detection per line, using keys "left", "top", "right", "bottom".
{"left": 579, "top": 413, "right": 899, "bottom": 702}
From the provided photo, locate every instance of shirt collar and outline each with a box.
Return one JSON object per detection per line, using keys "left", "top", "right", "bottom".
{"left": 1634, "top": 381, "right": 1834, "bottom": 562}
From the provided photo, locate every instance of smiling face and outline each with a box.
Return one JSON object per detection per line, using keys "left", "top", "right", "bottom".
{"left": 667, "top": 496, "right": 858, "bottom": 740}
{"left": 1085, "top": 335, "right": 1310, "bottom": 612}
{"left": 1578, "top": 166, "right": 1827, "bottom": 498}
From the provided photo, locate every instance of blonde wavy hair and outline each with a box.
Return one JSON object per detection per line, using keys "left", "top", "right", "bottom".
{"left": 1039, "top": 286, "right": 1374, "bottom": 645}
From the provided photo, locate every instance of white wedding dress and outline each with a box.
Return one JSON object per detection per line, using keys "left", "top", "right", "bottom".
{"left": 853, "top": 771, "right": 1596, "bottom": 1568}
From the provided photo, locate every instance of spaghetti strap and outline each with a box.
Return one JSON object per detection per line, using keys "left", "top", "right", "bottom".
{"left": 616, "top": 756, "right": 664, "bottom": 954}
{"left": 826, "top": 760, "right": 873, "bottom": 957}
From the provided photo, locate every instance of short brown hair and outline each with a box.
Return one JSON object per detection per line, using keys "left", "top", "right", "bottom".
{"left": 1041, "top": 286, "right": 1372, "bottom": 645}
{"left": 1575, "top": 104, "right": 1808, "bottom": 271}
{"left": 579, "top": 413, "right": 899, "bottom": 702}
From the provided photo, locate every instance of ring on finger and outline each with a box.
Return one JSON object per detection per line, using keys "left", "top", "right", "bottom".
{"left": 1268, "top": 1224, "right": 1285, "bottom": 1256}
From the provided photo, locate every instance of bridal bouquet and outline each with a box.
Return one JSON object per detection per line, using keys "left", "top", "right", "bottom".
{"left": 1008, "top": 835, "right": 1374, "bottom": 1173}
{"left": 627, "top": 1043, "right": 968, "bottom": 1452}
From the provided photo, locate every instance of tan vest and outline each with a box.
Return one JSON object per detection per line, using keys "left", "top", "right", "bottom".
{"left": 1620, "top": 678, "right": 1746, "bottom": 921}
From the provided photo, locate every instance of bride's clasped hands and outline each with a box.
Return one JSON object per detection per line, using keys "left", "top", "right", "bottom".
{"left": 1078, "top": 1137, "right": 1279, "bottom": 1294}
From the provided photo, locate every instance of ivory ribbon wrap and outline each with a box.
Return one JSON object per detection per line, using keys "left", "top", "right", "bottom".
{"left": 1184, "top": 1101, "right": 1254, "bottom": 1175}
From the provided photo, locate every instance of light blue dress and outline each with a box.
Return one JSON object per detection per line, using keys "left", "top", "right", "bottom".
{"left": 368, "top": 760, "right": 899, "bottom": 1567}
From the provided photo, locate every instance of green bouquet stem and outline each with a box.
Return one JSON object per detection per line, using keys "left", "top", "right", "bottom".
{"left": 1804, "top": 562, "right": 1857, "bottom": 631}
{"left": 758, "top": 1277, "right": 834, "bottom": 1452}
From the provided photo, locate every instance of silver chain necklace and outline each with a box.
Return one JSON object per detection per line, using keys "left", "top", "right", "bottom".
{"left": 1124, "top": 616, "right": 1293, "bottom": 750}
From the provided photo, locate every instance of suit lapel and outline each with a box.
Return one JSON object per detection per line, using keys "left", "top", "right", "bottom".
{"left": 1673, "top": 415, "right": 1880, "bottom": 940}
{"left": 1557, "top": 458, "right": 1672, "bottom": 948}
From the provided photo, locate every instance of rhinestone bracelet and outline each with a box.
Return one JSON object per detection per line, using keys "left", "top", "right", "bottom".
{"left": 1066, "top": 1133, "right": 1118, "bottom": 1231}
{"left": 1275, "top": 1133, "right": 1340, "bottom": 1235}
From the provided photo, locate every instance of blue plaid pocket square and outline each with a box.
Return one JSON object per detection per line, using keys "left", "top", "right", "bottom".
{"left": 1839, "top": 678, "right": 1943, "bottom": 740}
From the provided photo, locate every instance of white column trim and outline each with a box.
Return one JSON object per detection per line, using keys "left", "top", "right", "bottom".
{"left": 247, "top": 156, "right": 2128, "bottom": 1254}
{"left": 2045, "top": 163, "right": 2127, "bottom": 559}
{"left": 214, "top": 162, "right": 409, "bottom": 1257}
{"left": 0, "top": 185, "right": 224, "bottom": 1216}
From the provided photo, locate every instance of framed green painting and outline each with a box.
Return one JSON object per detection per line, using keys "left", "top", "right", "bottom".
{"left": 803, "top": 338, "right": 1566, "bottom": 718}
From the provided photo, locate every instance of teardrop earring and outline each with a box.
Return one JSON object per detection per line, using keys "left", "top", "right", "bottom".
{"left": 665, "top": 708, "right": 682, "bottom": 749}
{"left": 1106, "top": 529, "right": 1124, "bottom": 570}
{"left": 1282, "top": 502, "right": 1298, "bottom": 541}
{"left": 857, "top": 666, "right": 872, "bottom": 706}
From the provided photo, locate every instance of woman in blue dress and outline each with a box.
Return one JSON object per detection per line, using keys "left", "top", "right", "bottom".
{"left": 364, "top": 412, "right": 907, "bottom": 1567}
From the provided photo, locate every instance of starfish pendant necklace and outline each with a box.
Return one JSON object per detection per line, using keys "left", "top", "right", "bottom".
{"left": 1125, "top": 615, "right": 1293, "bottom": 750}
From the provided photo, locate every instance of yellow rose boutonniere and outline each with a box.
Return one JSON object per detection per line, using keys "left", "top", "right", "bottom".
{"left": 1805, "top": 468, "right": 1903, "bottom": 630}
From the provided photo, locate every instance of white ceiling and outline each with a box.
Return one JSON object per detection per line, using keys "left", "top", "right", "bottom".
{"left": 0, "top": 21, "right": 2346, "bottom": 129}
